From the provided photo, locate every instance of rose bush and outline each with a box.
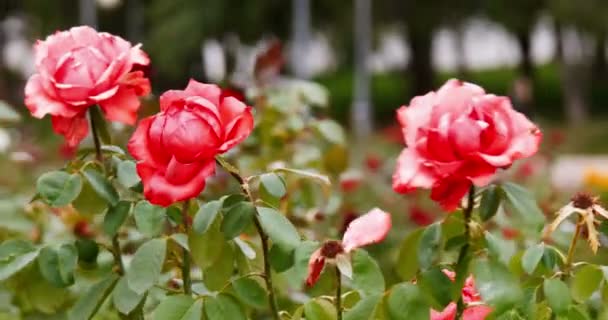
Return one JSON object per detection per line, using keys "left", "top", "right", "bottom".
{"left": 392, "top": 79, "right": 541, "bottom": 210}
{"left": 24, "top": 26, "right": 150, "bottom": 149}
{"left": 128, "top": 79, "right": 253, "bottom": 206}
{"left": 5, "top": 25, "right": 608, "bottom": 320}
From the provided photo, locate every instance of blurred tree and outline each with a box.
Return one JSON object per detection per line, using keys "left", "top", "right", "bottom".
{"left": 485, "top": 0, "right": 544, "bottom": 79}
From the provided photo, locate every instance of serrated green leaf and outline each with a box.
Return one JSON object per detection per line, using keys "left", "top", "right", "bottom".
{"left": 103, "top": 201, "right": 131, "bottom": 237}
{"left": 316, "top": 119, "right": 345, "bottom": 145}
{"left": 543, "top": 278, "right": 571, "bottom": 315}
{"left": 418, "top": 222, "right": 442, "bottom": 270}
{"left": 127, "top": 238, "right": 167, "bottom": 294}
{"left": 117, "top": 160, "right": 140, "bottom": 188}
{"left": 274, "top": 167, "right": 331, "bottom": 187}
{"left": 257, "top": 206, "right": 301, "bottom": 252}
{"left": 38, "top": 244, "right": 77, "bottom": 287}
{"left": 82, "top": 168, "right": 119, "bottom": 205}
{"left": 133, "top": 200, "right": 166, "bottom": 237}
{"left": 572, "top": 264, "right": 603, "bottom": 302}
{"left": 473, "top": 258, "right": 523, "bottom": 313}
{"left": 221, "top": 201, "right": 255, "bottom": 239}
{"left": 521, "top": 243, "right": 544, "bottom": 275}
{"left": 304, "top": 298, "right": 336, "bottom": 320}
{"left": 193, "top": 200, "right": 222, "bottom": 234}
{"left": 189, "top": 218, "right": 224, "bottom": 269}
{"left": 352, "top": 249, "right": 385, "bottom": 296}
{"left": 203, "top": 241, "right": 234, "bottom": 291}
{"left": 232, "top": 277, "right": 268, "bottom": 309}
{"left": 269, "top": 244, "right": 294, "bottom": 272}
{"left": 68, "top": 274, "right": 118, "bottom": 320}
{"left": 344, "top": 294, "right": 381, "bottom": 320}
{"left": 480, "top": 185, "right": 501, "bottom": 221}
{"left": 418, "top": 267, "right": 453, "bottom": 310}
{"left": 396, "top": 228, "right": 423, "bottom": 280}
{"left": 37, "top": 171, "right": 82, "bottom": 207}
{"left": 0, "top": 240, "right": 39, "bottom": 281}
{"left": 204, "top": 293, "right": 246, "bottom": 320}
{"left": 153, "top": 294, "right": 201, "bottom": 320}
{"left": 260, "top": 173, "right": 286, "bottom": 198}
{"left": 501, "top": 183, "right": 544, "bottom": 229}
{"left": 387, "top": 283, "right": 430, "bottom": 320}
{"left": 112, "top": 276, "right": 145, "bottom": 315}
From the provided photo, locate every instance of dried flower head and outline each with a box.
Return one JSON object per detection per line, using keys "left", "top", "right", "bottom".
{"left": 549, "top": 192, "right": 608, "bottom": 253}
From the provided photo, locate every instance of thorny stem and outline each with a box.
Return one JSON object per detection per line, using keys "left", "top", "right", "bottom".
{"left": 456, "top": 185, "right": 476, "bottom": 319}
{"left": 181, "top": 200, "right": 193, "bottom": 295}
{"left": 111, "top": 235, "right": 125, "bottom": 275}
{"left": 335, "top": 265, "right": 342, "bottom": 320}
{"left": 88, "top": 107, "right": 103, "bottom": 163}
{"left": 562, "top": 215, "right": 583, "bottom": 279}
{"left": 216, "top": 158, "right": 280, "bottom": 320}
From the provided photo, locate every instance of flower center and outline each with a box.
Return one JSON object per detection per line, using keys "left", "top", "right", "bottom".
{"left": 572, "top": 192, "right": 596, "bottom": 209}
{"left": 320, "top": 240, "right": 344, "bottom": 259}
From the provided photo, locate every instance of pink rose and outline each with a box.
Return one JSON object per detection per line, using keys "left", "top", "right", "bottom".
{"left": 392, "top": 79, "right": 541, "bottom": 210}
{"left": 24, "top": 26, "right": 150, "bottom": 149}
{"left": 128, "top": 79, "right": 254, "bottom": 207}
{"left": 430, "top": 270, "right": 493, "bottom": 320}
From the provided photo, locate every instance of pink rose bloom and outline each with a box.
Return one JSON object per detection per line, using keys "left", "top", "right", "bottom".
{"left": 392, "top": 79, "right": 541, "bottom": 210}
{"left": 24, "top": 26, "right": 150, "bottom": 149}
{"left": 128, "top": 79, "right": 254, "bottom": 207}
{"left": 306, "top": 208, "right": 391, "bottom": 286}
{"left": 431, "top": 270, "right": 493, "bottom": 320}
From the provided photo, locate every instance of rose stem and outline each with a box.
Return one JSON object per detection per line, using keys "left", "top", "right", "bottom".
{"left": 216, "top": 158, "right": 280, "bottom": 320}
{"left": 335, "top": 265, "right": 342, "bottom": 320}
{"left": 88, "top": 107, "right": 103, "bottom": 163}
{"left": 111, "top": 235, "right": 125, "bottom": 275}
{"left": 181, "top": 200, "right": 193, "bottom": 295}
{"left": 455, "top": 185, "right": 476, "bottom": 319}
{"left": 562, "top": 215, "right": 583, "bottom": 279}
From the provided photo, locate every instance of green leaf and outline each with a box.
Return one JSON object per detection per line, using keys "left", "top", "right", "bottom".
{"left": 203, "top": 241, "right": 234, "bottom": 291}
{"left": 387, "top": 283, "right": 429, "bottom": 320}
{"left": 127, "top": 238, "right": 167, "bottom": 294}
{"left": 89, "top": 106, "right": 112, "bottom": 144}
{"left": 418, "top": 267, "right": 453, "bottom": 310}
{"left": 274, "top": 167, "right": 331, "bottom": 187}
{"left": 37, "top": 171, "right": 82, "bottom": 207}
{"left": 133, "top": 200, "right": 166, "bottom": 237}
{"left": 260, "top": 173, "right": 286, "bottom": 198}
{"left": 153, "top": 294, "right": 201, "bottom": 320}
{"left": 565, "top": 305, "right": 590, "bottom": 320}
{"left": 232, "top": 277, "right": 268, "bottom": 309}
{"left": 82, "top": 168, "right": 119, "bottom": 205}
{"left": 103, "top": 201, "right": 131, "bottom": 237}
{"left": 193, "top": 200, "right": 222, "bottom": 234}
{"left": 221, "top": 201, "right": 255, "bottom": 239}
{"left": 304, "top": 298, "right": 336, "bottom": 320}
{"left": 257, "top": 207, "right": 301, "bottom": 252}
{"left": 352, "top": 249, "right": 385, "bottom": 296}
{"left": 38, "top": 244, "right": 77, "bottom": 287}
{"left": 269, "top": 244, "right": 294, "bottom": 272}
{"left": 204, "top": 293, "right": 246, "bottom": 320}
{"left": 0, "top": 239, "right": 39, "bottom": 281}
{"left": 293, "top": 241, "right": 320, "bottom": 284}
{"left": 501, "top": 182, "right": 544, "bottom": 229}
{"left": 75, "top": 238, "right": 99, "bottom": 265}
{"left": 344, "top": 294, "right": 381, "bottom": 320}
{"left": 72, "top": 179, "right": 107, "bottom": 214}
{"left": 316, "top": 119, "right": 345, "bottom": 144}
{"left": 473, "top": 258, "right": 523, "bottom": 313}
{"left": 543, "top": 278, "right": 571, "bottom": 315}
{"left": 68, "top": 274, "right": 118, "bottom": 320}
{"left": 418, "top": 222, "right": 442, "bottom": 270}
{"left": 112, "top": 276, "right": 145, "bottom": 315}
{"left": 479, "top": 185, "right": 502, "bottom": 221}
{"left": 572, "top": 264, "right": 603, "bottom": 302}
{"left": 117, "top": 160, "right": 140, "bottom": 188}
{"left": 189, "top": 218, "right": 224, "bottom": 269}
{"left": 521, "top": 243, "right": 544, "bottom": 275}
{"left": 170, "top": 233, "right": 189, "bottom": 251}
{"left": 396, "top": 228, "right": 423, "bottom": 280}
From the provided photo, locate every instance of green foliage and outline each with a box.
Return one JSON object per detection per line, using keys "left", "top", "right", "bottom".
{"left": 36, "top": 171, "right": 82, "bottom": 207}
{"left": 126, "top": 238, "right": 167, "bottom": 294}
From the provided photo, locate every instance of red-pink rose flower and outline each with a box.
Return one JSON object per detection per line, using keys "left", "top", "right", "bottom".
{"left": 306, "top": 208, "right": 391, "bottom": 286}
{"left": 128, "top": 79, "right": 254, "bottom": 207}
{"left": 430, "top": 270, "right": 493, "bottom": 320}
{"left": 24, "top": 26, "right": 150, "bottom": 149}
{"left": 392, "top": 79, "right": 541, "bottom": 210}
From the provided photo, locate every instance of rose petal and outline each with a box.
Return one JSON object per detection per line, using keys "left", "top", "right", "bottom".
{"left": 218, "top": 104, "right": 254, "bottom": 153}
{"left": 430, "top": 177, "right": 471, "bottom": 211}
{"left": 306, "top": 248, "right": 326, "bottom": 287}
{"left": 463, "top": 306, "right": 492, "bottom": 320}
{"left": 431, "top": 302, "right": 457, "bottom": 320}
{"left": 128, "top": 116, "right": 170, "bottom": 168}
{"left": 138, "top": 158, "right": 215, "bottom": 207}
{"left": 99, "top": 86, "right": 140, "bottom": 125}
{"left": 392, "top": 148, "right": 437, "bottom": 193}
{"left": 161, "top": 108, "right": 221, "bottom": 162}
{"left": 25, "top": 74, "right": 78, "bottom": 118}
{"left": 342, "top": 208, "right": 391, "bottom": 252}
{"left": 130, "top": 44, "right": 150, "bottom": 66}
{"left": 51, "top": 114, "right": 89, "bottom": 149}
{"left": 184, "top": 79, "right": 221, "bottom": 106}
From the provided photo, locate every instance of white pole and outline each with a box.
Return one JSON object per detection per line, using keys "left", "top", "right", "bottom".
{"left": 291, "top": 0, "right": 311, "bottom": 79}
{"left": 79, "top": 0, "right": 98, "bottom": 28}
{"left": 352, "top": 0, "right": 372, "bottom": 138}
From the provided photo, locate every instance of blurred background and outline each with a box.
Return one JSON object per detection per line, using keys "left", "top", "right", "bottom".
{"left": 2, "top": 0, "right": 608, "bottom": 194}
